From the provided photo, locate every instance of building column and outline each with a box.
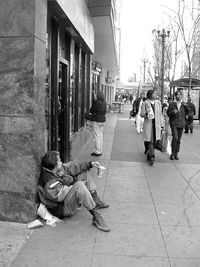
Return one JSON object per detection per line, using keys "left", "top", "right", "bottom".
{"left": 0, "top": 0, "right": 47, "bottom": 222}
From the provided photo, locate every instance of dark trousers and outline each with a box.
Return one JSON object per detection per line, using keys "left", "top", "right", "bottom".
{"left": 171, "top": 126, "right": 183, "bottom": 155}
{"left": 145, "top": 120, "right": 156, "bottom": 161}
{"left": 185, "top": 114, "right": 194, "bottom": 133}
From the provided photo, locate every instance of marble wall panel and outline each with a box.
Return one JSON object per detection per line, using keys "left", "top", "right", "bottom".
{"left": 0, "top": 37, "right": 35, "bottom": 116}
{"left": 0, "top": 0, "right": 35, "bottom": 37}
{"left": 35, "top": 0, "right": 47, "bottom": 42}
{"left": 0, "top": 117, "right": 40, "bottom": 192}
{"left": 33, "top": 37, "right": 46, "bottom": 115}
{"left": 0, "top": 190, "right": 36, "bottom": 223}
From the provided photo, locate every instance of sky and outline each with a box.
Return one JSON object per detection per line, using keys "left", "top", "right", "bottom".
{"left": 120, "top": 0, "right": 177, "bottom": 83}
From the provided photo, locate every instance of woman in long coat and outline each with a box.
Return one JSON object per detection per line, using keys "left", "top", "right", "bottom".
{"left": 140, "top": 90, "right": 164, "bottom": 165}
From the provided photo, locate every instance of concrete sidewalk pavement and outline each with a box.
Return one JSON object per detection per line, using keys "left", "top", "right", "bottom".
{"left": 2, "top": 103, "right": 200, "bottom": 267}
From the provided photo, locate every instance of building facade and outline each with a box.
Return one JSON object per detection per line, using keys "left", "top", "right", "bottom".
{"left": 88, "top": 0, "right": 121, "bottom": 104}
{"left": 0, "top": 0, "right": 120, "bottom": 222}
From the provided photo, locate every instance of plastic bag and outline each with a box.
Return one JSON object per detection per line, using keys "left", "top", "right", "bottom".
{"left": 166, "top": 136, "right": 172, "bottom": 155}
{"left": 85, "top": 120, "right": 93, "bottom": 131}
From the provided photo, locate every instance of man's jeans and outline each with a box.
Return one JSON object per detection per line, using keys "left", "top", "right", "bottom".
{"left": 62, "top": 181, "right": 96, "bottom": 217}
{"left": 171, "top": 126, "right": 183, "bottom": 155}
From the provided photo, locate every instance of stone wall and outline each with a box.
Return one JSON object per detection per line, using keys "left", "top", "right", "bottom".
{"left": 0, "top": 0, "right": 47, "bottom": 222}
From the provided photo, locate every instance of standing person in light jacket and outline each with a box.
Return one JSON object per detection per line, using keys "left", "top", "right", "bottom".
{"left": 90, "top": 91, "right": 107, "bottom": 157}
{"left": 140, "top": 90, "right": 164, "bottom": 165}
{"left": 167, "top": 90, "right": 189, "bottom": 160}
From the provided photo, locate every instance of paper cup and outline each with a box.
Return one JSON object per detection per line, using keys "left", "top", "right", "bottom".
{"left": 97, "top": 165, "right": 106, "bottom": 178}
{"left": 27, "top": 219, "right": 43, "bottom": 229}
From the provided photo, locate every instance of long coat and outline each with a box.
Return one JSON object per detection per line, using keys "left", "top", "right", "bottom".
{"left": 140, "top": 99, "right": 164, "bottom": 142}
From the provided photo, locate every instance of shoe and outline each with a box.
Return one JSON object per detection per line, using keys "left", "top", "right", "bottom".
{"left": 184, "top": 131, "right": 188, "bottom": 134}
{"left": 91, "top": 210, "right": 111, "bottom": 232}
{"left": 91, "top": 191, "right": 109, "bottom": 209}
{"left": 91, "top": 152, "right": 102, "bottom": 157}
{"left": 174, "top": 154, "right": 179, "bottom": 160}
{"left": 149, "top": 157, "right": 154, "bottom": 166}
{"left": 190, "top": 130, "right": 193, "bottom": 133}
{"left": 170, "top": 154, "right": 174, "bottom": 160}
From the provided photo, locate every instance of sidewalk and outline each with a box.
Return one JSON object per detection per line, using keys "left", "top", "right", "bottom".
{"left": 2, "top": 104, "right": 200, "bottom": 267}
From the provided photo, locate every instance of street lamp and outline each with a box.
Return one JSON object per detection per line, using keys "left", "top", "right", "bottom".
{"left": 157, "top": 29, "right": 170, "bottom": 104}
{"left": 141, "top": 58, "right": 148, "bottom": 83}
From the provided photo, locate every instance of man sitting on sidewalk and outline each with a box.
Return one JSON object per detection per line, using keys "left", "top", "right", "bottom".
{"left": 37, "top": 151, "right": 110, "bottom": 232}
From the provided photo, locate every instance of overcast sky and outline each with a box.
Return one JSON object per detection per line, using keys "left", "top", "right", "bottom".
{"left": 120, "top": 0, "right": 177, "bottom": 82}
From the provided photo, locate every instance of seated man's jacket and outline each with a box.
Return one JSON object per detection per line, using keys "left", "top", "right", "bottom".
{"left": 38, "top": 160, "right": 93, "bottom": 213}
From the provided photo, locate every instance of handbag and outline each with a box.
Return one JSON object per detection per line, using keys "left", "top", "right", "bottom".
{"left": 129, "top": 109, "right": 136, "bottom": 118}
{"left": 84, "top": 112, "right": 93, "bottom": 121}
{"left": 154, "top": 130, "right": 166, "bottom": 152}
{"left": 166, "top": 136, "right": 172, "bottom": 155}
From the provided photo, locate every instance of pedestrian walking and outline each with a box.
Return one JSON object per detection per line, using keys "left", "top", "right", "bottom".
{"left": 133, "top": 92, "right": 145, "bottom": 134}
{"left": 162, "top": 97, "right": 173, "bottom": 153}
{"left": 129, "top": 94, "right": 133, "bottom": 104}
{"left": 184, "top": 96, "right": 196, "bottom": 134}
{"left": 167, "top": 90, "right": 189, "bottom": 160}
{"left": 140, "top": 90, "right": 164, "bottom": 165}
{"left": 37, "top": 151, "right": 110, "bottom": 232}
{"left": 90, "top": 91, "right": 107, "bottom": 156}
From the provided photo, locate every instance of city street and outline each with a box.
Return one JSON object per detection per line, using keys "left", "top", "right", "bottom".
{"left": 2, "top": 103, "right": 200, "bottom": 267}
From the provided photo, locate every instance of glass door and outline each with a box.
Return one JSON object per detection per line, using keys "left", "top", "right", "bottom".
{"left": 58, "top": 59, "right": 70, "bottom": 162}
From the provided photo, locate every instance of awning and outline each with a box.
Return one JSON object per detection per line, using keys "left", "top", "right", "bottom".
{"left": 170, "top": 78, "right": 200, "bottom": 88}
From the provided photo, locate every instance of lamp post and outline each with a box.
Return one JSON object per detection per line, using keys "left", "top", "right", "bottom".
{"left": 141, "top": 58, "right": 148, "bottom": 83}
{"left": 157, "top": 29, "right": 170, "bottom": 104}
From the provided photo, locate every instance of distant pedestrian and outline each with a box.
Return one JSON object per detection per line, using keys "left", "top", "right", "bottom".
{"left": 129, "top": 94, "right": 133, "bottom": 104}
{"left": 185, "top": 96, "right": 196, "bottom": 134}
{"left": 90, "top": 91, "right": 107, "bottom": 156}
{"left": 162, "top": 96, "right": 173, "bottom": 135}
{"left": 167, "top": 90, "right": 189, "bottom": 160}
{"left": 162, "top": 97, "right": 173, "bottom": 153}
{"left": 133, "top": 92, "right": 145, "bottom": 134}
{"left": 140, "top": 90, "right": 164, "bottom": 165}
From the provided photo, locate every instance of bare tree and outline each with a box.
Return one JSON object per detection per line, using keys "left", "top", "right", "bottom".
{"left": 164, "top": 15, "right": 185, "bottom": 96}
{"left": 164, "top": 0, "right": 200, "bottom": 96}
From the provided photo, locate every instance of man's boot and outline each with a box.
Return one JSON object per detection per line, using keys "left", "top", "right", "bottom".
{"left": 174, "top": 154, "right": 179, "bottom": 160}
{"left": 89, "top": 209, "right": 110, "bottom": 232}
{"left": 91, "top": 191, "right": 109, "bottom": 209}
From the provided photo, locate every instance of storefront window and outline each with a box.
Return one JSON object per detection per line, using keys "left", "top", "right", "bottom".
{"left": 70, "top": 41, "right": 75, "bottom": 133}
{"left": 45, "top": 32, "right": 51, "bottom": 150}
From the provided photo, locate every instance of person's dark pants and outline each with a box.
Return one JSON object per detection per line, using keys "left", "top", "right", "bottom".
{"left": 146, "top": 120, "right": 156, "bottom": 161}
{"left": 185, "top": 114, "right": 194, "bottom": 133}
{"left": 171, "top": 126, "right": 183, "bottom": 156}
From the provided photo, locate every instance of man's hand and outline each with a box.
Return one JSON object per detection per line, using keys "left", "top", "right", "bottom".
{"left": 91, "top": 161, "right": 100, "bottom": 168}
